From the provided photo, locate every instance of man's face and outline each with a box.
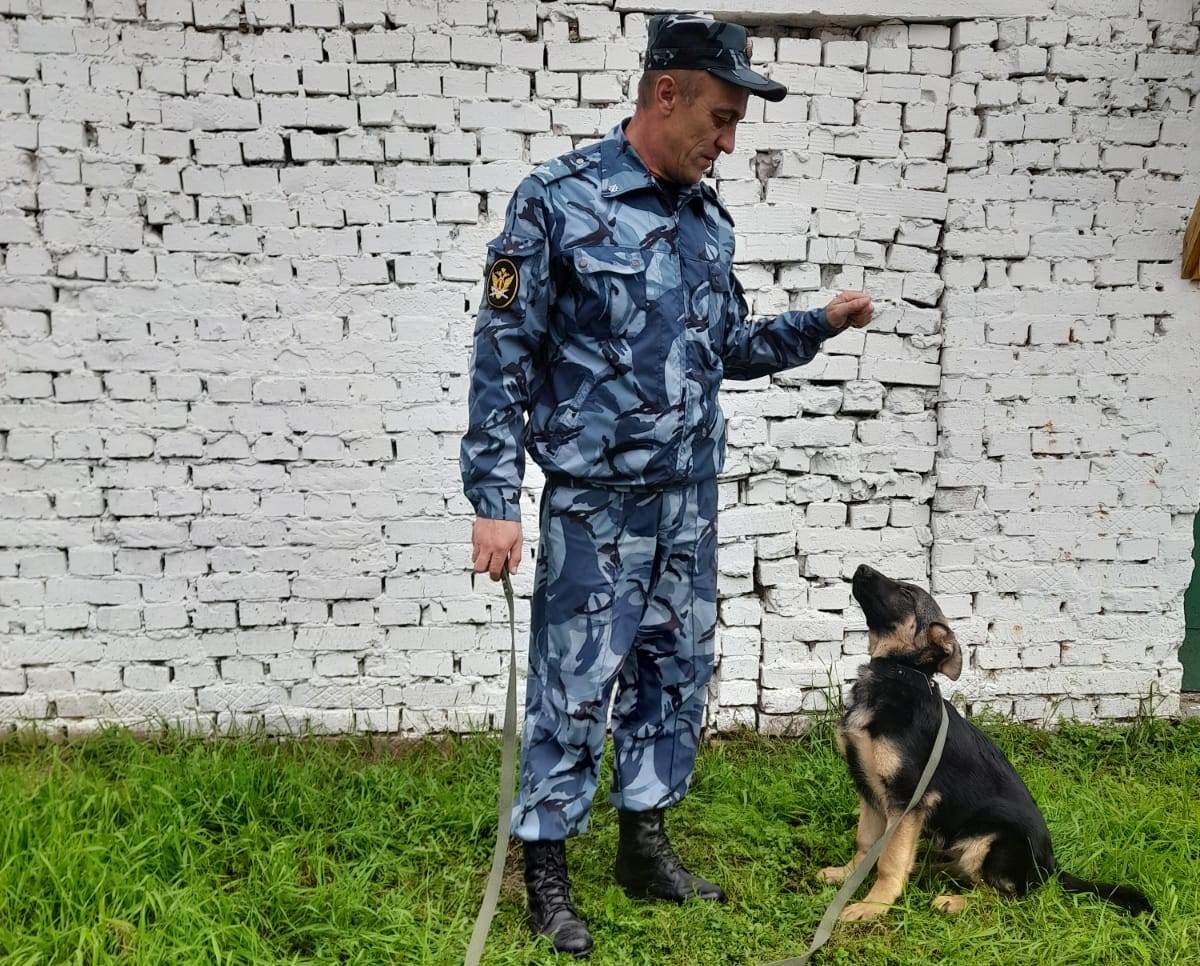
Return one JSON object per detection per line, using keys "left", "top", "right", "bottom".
{"left": 661, "top": 73, "right": 749, "bottom": 184}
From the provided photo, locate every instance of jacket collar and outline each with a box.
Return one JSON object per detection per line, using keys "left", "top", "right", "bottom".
{"left": 598, "top": 118, "right": 705, "bottom": 207}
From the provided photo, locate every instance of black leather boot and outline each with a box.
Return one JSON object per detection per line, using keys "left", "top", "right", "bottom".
{"left": 614, "top": 808, "right": 726, "bottom": 902}
{"left": 524, "top": 840, "right": 593, "bottom": 959}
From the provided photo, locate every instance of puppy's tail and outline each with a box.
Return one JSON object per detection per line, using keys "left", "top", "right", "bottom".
{"left": 1059, "top": 872, "right": 1152, "bottom": 915}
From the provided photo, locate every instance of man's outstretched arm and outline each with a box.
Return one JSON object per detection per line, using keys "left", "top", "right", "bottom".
{"left": 720, "top": 268, "right": 873, "bottom": 380}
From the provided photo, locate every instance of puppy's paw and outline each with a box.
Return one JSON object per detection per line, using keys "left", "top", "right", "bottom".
{"left": 839, "top": 900, "right": 889, "bottom": 922}
{"left": 932, "top": 894, "right": 967, "bottom": 915}
{"left": 817, "top": 865, "right": 850, "bottom": 885}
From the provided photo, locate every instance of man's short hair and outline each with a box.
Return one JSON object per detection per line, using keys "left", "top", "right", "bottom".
{"left": 636, "top": 69, "right": 701, "bottom": 109}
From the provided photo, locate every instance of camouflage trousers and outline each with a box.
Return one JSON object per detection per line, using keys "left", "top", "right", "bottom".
{"left": 511, "top": 477, "right": 718, "bottom": 842}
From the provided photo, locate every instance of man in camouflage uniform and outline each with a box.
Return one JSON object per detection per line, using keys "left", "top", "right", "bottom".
{"left": 461, "top": 14, "right": 873, "bottom": 957}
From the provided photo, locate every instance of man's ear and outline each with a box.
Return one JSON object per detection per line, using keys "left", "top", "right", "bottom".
{"left": 656, "top": 73, "right": 679, "bottom": 114}
{"left": 928, "top": 621, "right": 962, "bottom": 681}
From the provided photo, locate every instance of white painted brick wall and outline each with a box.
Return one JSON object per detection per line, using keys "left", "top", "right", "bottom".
{"left": 0, "top": 2, "right": 1196, "bottom": 738}
{"left": 935, "top": 0, "right": 1200, "bottom": 724}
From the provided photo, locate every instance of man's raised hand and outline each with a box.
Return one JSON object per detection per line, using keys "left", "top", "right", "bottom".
{"left": 826, "top": 290, "right": 874, "bottom": 331}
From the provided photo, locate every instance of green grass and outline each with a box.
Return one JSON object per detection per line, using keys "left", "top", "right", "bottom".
{"left": 0, "top": 716, "right": 1196, "bottom": 965}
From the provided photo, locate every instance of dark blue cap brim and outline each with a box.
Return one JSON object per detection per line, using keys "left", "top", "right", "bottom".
{"left": 707, "top": 65, "right": 787, "bottom": 102}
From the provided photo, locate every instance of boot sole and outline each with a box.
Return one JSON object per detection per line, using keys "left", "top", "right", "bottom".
{"left": 616, "top": 878, "right": 724, "bottom": 903}
{"left": 552, "top": 944, "right": 592, "bottom": 960}
{"left": 535, "top": 932, "right": 593, "bottom": 959}
{"left": 542, "top": 933, "right": 592, "bottom": 959}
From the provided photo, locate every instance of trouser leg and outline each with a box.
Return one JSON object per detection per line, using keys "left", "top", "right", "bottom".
{"left": 608, "top": 479, "right": 718, "bottom": 812}
{"left": 511, "top": 483, "right": 659, "bottom": 841}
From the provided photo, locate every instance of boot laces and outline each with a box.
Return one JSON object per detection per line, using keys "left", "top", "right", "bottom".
{"left": 638, "top": 820, "right": 686, "bottom": 873}
{"left": 648, "top": 826, "right": 687, "bottom": 876}
{"left": 531, "top": 848, "right": 575, "bottom": 912}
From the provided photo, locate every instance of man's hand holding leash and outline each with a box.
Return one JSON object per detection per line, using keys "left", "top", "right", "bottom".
{"left": 472, "top": 518, "right": 521, "bottom": 582}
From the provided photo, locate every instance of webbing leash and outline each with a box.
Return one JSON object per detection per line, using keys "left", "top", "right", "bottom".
{"left": 763, "top": 698, "right": 949, "bottom": 966}
{"left": 464, "top": 566, "right": 518, "bottom": 966}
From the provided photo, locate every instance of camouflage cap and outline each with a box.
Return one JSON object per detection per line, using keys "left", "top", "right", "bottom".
{"left": 645, "top": 13, "right": 786, "bottom": 102}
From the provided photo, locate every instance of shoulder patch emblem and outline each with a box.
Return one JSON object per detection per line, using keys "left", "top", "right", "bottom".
{"left": 486, "top": 257, "right": 519, "bottom": 309}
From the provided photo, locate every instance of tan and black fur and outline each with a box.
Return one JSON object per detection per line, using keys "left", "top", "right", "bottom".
{"left": 820, "top": 564, "right": 1152, "bottom": 922}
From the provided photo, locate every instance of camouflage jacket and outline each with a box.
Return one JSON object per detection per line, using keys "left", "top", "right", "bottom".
{"left": 461, "top": 119, "right": 835, "bottom": 522}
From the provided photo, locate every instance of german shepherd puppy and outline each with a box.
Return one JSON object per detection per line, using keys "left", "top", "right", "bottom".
{"left": 820, "top": 564, "right": 1152, "bottom": 921}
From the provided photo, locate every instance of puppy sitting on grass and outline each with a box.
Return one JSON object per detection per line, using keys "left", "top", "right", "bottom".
{"left": 821, "top": 564, "right": 1152, "bottom": 921}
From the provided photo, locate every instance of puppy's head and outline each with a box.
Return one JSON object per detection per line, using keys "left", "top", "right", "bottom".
{"left": 851, "top": 564, "right": 961, "bottom": 681}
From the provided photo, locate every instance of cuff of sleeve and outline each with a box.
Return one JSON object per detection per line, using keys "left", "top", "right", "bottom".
{"left": 811, "top": 305, "right": 837, "bottom": 340}
{"left": 467, "top": 487, "right": 522, "bottom": 522}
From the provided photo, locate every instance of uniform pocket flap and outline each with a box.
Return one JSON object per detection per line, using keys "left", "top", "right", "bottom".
{"left": 572, "top": 246, "right": 645, "bottom": 275}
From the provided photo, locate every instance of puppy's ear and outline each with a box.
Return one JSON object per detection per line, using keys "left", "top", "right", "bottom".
{"left": 928, "top": 621, "right": 961, "bottom": 681}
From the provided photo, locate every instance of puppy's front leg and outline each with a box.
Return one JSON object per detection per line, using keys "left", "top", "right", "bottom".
{"left": 840, "top": 810, "right": 924, "bottom": 921}
{"left": 818, "top": 797, "right": 884, "bottom": 885}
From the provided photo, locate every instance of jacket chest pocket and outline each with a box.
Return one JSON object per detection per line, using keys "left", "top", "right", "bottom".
{"left": 569, "top": 245, "right": 647, "bottom": 338}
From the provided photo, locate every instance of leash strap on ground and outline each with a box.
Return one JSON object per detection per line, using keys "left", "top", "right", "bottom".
{"left": 764, "top": 699, "right": 949, "bottom": 966}
{"left": 464, "top": 567, "right": 518, "bottom": 966}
